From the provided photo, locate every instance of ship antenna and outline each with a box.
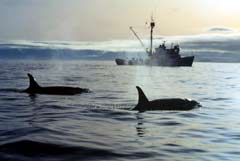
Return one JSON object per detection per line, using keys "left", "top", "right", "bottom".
{"left": 150, "top": 16, "right": 155, "bottom": 56}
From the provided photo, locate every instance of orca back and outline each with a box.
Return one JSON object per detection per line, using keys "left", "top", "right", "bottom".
{"left": 23, "top": 73, "right": 90, "bottom": 95}
{"left": 133, "top": 86, "right": 201, "bottom": 112}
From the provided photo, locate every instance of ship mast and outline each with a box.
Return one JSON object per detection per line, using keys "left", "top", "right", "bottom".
{"left": 150, "top": 16, "right": 155, "bottom": 56}
{"left": 129, "top": 17, "right": 155, "bottom": 56}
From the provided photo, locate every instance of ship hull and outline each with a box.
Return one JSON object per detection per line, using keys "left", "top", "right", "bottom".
{"left": 176, "top": 56, "right": 194, "bottom": 67}
{"left": 115, "top": 56, "right": 194, "bottom": 67}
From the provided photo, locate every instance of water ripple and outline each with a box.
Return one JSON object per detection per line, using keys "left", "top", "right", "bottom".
{"left": 0, "top": 61, "right": 240, "bottom": 161}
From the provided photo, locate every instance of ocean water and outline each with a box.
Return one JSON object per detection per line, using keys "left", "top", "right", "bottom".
{"left": 0, "top": 60, "right": 240, "bottom": 161}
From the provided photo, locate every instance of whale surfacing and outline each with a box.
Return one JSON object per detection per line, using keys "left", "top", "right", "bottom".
{"left": 23, "top": 73, "right": 89, "bottom": 95}
{"left": 133, "top": 86, "right": 201, "bottom": 112}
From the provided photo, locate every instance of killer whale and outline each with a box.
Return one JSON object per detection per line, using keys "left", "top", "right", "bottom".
{"left": 133, "top": 86, "right": 201, "bottom": 112}
{"left": 23, "top": 73, "right": 90, "bottom": 95}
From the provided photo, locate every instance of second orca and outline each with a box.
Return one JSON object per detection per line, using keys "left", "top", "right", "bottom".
{"left": 23, "top": 73, "right": 90, "bottom": 95}
{"left": 133, "top": 86, "right": 201, "bottom": 112}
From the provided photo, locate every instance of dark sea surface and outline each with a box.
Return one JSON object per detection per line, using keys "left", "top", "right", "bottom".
{"left": 0, "top": 60, "right": 240, "bottom": 161}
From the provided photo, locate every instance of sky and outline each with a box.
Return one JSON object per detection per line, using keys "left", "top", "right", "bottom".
{"left": 1, "top": 0, "right": 240, "bottom": 41}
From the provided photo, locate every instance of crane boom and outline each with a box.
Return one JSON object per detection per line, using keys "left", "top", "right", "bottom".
{"left": 129, "top": 26, "right": 149, "bottom": 55}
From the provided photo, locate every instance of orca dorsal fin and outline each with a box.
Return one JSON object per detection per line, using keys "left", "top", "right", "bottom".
{"left": 27, "top": 73, "right": 40, "bottom": 89}
{"left": 136, "top": 86, "right": 149, "bottom": 106}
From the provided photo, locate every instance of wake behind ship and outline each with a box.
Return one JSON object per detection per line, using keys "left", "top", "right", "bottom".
{"left": 115, "top": 18, "right": 194, "bottom": 67}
